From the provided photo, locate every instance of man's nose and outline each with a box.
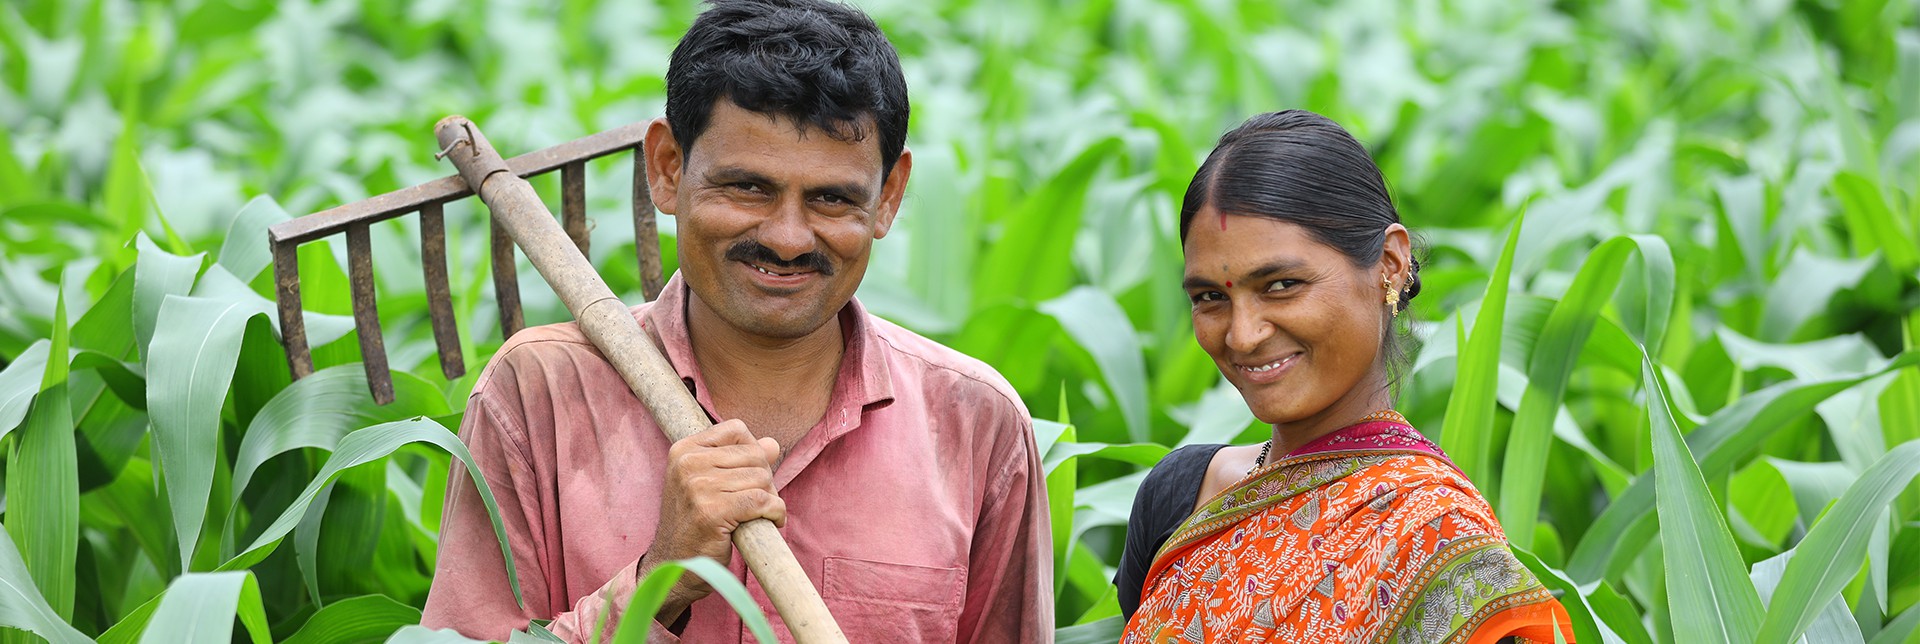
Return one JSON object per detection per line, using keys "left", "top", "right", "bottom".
{"left": 759, "top": 197, "right": 814, "bottom": 261}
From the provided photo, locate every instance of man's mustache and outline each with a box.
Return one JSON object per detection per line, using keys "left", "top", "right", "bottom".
{"left": 725, "top": 241, "right": 835, "bottom": 276}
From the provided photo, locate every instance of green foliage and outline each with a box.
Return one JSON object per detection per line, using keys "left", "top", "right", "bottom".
{"left": 0, "top": 0, "right": 1917, "bottom": 642}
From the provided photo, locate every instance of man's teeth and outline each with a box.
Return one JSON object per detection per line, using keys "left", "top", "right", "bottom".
{"left": 753, "top": 264, "right": 795, "bottom": 276}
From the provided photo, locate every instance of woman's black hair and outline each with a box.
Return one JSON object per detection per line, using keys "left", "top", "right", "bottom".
{"left": 665, "top": 0, "right": 910, "bottom": 178}
{"left": 1180, "top": 110, "right": 1424, "bottom": 387}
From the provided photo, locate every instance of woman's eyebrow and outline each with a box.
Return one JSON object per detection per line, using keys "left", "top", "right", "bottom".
{"left": 1184, "top": 258, "right": 1309, "bottom": 289}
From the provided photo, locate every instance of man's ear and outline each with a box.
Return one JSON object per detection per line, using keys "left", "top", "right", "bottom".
{"left": 871, "top": 147, "right": 912, "bottom": 240}
{"left": 643, "top": 117, "right": 684, "bottom": 215}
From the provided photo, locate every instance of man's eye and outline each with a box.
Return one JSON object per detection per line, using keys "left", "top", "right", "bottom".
{"left": 730, "top": 183, "right": 765, "bottom": 194}
{"left": 815, "top": 194, "right": 851, "bottom": 206}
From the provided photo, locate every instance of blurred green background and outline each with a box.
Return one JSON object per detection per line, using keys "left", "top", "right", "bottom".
{"left": 1, "top": 0, "right": 1918, "bottom": 641}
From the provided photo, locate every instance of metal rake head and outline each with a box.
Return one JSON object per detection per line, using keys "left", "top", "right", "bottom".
{"left": 265, "top": 123, "right": 669, "bottom": 404}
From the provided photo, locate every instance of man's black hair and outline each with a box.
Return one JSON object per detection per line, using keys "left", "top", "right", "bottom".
{"left": 666, "top": 0, "right": 910, "bottom": 178}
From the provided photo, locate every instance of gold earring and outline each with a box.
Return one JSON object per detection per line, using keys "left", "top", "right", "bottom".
{"left": 1384, "top": 275, "right": 1400, "bottom": 318}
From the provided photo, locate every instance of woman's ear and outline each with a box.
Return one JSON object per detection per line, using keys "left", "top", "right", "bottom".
{"left": 642, "top": 117, "right": 684, "bottom": 215}
{"left": 1380, "top": 223, "right": 1412, "bottom": 284}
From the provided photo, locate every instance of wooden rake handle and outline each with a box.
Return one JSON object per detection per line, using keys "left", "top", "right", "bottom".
{"left": 434, "top": 116, "right": 847, "bottom": 644}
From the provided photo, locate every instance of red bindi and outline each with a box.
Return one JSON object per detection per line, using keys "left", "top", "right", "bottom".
{"left": 1225, "top": 280, "right": 1233, "bottom": 288}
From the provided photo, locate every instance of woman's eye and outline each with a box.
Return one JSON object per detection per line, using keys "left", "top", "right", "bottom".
{"left": 1266, "top": 279, "right": 1302, "bottom": 292}
{"left": 1189, "top": 291, "right": 1225, "bottom": 304}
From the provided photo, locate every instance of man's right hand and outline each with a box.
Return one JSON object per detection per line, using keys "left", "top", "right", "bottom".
{"left": 643, "top": 419, "right": 786, "bottom": 625}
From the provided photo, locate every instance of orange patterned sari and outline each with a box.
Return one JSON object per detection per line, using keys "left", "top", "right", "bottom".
{"left": 1123, "top": 412, "right": 1574, "bottom": 644}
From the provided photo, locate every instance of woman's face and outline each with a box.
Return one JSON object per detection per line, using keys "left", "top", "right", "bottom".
{"left": 1182, "top": 206, "right": 1408, "bottom": 426}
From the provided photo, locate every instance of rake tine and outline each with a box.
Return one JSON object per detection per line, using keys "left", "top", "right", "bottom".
{"left": 346, "top": 223, "right": 395, "bottom": 405}
{"left": 490, "top": 216, "right": 526, "bottom": 339}
{"left": 562, "top": 161, "right": 590, "bottom": 258}
{"left": 419, "top": 202, "right": 465, "bottom": 380}
{"left": 272, "top": 240, "right": 315, "bottom": 379}
{"left": 632, "top": 151, "right": 665, "bottom": 301}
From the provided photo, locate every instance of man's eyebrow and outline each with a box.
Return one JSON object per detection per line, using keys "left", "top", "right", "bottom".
{"left": 809, "top": 181, "right": 874, "bottom": 202}
{"left": 704, "top": 167, "right": 779, "bottom": 188}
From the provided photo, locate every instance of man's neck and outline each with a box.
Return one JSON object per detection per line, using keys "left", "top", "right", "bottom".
{"left": 684, "top": 293, "right": 846, "bottom": 444}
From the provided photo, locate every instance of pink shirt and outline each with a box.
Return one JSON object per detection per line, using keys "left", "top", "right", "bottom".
{"left": 421, "top": 274, "right": 1052, "bottom": 642}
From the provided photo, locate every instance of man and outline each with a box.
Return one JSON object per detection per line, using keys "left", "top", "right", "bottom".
{"left": 419, "top": 0, "right": 1052, "bottom": 641}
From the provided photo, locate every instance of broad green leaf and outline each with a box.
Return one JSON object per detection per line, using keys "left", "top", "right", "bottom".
{"left": 1646, "top": 357, "right": 1764, "bottom": 643}
{"left": 136, "top": 571, "right": 270, "bottom": 644}
{"left": 1870, "top": 602, "right": 1920, "bottom": 644}
{"left": 1442, "top": 213, "right": 1524, "bottom": 488}
{"left": 5, "top": 383, "right": 77, "bottom": 620}
{"left": 382, "top": 626, "right": 491, "bottom": 644}
{"left": 219, "top": 419, "right": 522, "bottom": 608}
{"left": 1567, "top": 351, "right": 1920, "bottom": 582}
{"left": 0, "top": 524, "right": 91, "bottom": 643}
{"left": 69, "top": 265, "right": 135, "bottom": 357}
{"left": 1501, "top": 234, "right": 1671, "bottom": 545}
{"left": 1055, "top": 616, "right": 1125, "bottom": 644}
{"left": 1513, "top": 547, "right": 1639, "bottom": 644}
{"left": 973, "top": 137, "right": 1123, "bottom": 306}
{"left": 1040, "top": 286, "right": 1150, "bottom": 442}
{"left": 130, "top": 235, "right": 203, "bottom": 360}
{"left": 228, "top": 365, "right": 448, "bottom": 524}
{"left": 1756, "top": 440, "right": 1920, "bottom": 644}
{"left": 1831, "top": 171, "right": 1919, "bottom": 273}
{"left": 5, "top": 280, "right": 76, "bottom": 623}
{"left": 0, "top": 339, "right": 50, "bottom": 440}
{"left": 146, "top": 295, "right": 261, "bottom": 569}
{"left": 281, "top": 594, "right": 421, "bottom": 644}
{"left": 215, "top": 195, "right": 290, "bottom": 282}
{"left": 608, "top": 557, "right": 773, "bottom": 644}
{"left": 1750, "top": 551, "right": 1866, "bottom": 644}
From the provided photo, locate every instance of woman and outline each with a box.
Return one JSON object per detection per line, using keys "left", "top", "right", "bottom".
{"left": 1116, "top": 110, "right": 1574, "bottom": 643}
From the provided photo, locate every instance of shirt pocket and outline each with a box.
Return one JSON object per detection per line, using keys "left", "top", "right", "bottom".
{"left": 821, "top": 556, "right": 967, "bottom": 642}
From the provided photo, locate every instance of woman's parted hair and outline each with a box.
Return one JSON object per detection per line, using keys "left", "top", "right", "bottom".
{"left": 1179, "top": 109, "right": 1422, "bottom": 308}
{"left": 1180, "top": 110, "right": 1424, "bottom": 385}
{"left": 665, "top": 0, "right": 910, "bottom": 178}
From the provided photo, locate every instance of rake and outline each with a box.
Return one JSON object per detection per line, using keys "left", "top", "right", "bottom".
{"left": 265, "top": 118, "right": 847, "bottom": 642}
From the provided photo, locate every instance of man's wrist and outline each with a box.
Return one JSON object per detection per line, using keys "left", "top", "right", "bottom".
{"left": 636, "top": 553, "right": 698, "bottom": 634}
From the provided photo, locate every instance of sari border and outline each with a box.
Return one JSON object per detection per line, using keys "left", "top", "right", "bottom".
{"left": 1368, "top": 533, "right": 1559, "bottom": 644}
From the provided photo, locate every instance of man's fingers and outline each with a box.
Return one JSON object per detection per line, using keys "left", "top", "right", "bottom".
{"left": 757, "top": 436, "right": 779, "bottom": 465}
{"left": 677, "top": 442, "right": 777, "bottom": 472}
{"left": 739, "top": 489, "right": 787, "bottom": 529}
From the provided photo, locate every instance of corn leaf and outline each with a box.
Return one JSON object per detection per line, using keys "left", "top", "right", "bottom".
{"left": 1646, "top": 356, "right": 1765, "bottom": 643}
{"left": 383, "top": 626, "right": 492, "bottom": 644}
{"left": 280, "top": 594, "right": 421, "bottom": 644}
{"left": 607, "top": 557, "right": 773, "bottom": 644}
{"left": 213, "top": 195, "right": 290, "bottom": 282}
{"left": 218, "top": 418, "right": 522, "bottom": 608}
{"left": 135, "top": 571, "right": 269, "bottom": 644}
{"left": 1755, "top": 440, "right": 1920, "bottom": 644}
{"left": 130, "top": 235, "right": 203, "bottom": 360}
{"left": 5, "top": 281, "right": 77, "bottom": 625}
{"left": 145, "top": 295, "right": 262, "bottom": 569}
{"left": 0, "top": 519, "right": 91, "bottom": 643}
{"left": 1442, "top": 213, "right": 1524, "bottom": 487}
{"left": 1501, "top": 234, "right": 1671, "bottom": 545}
{"left": 1567, "top": 351, "right": 1920, "bottom": 582}
{"left": 1041, "top": 286, "right": 1150, "bottom": 442}
{"left": 0, "top": 339, "right": 50, "bottom": 440}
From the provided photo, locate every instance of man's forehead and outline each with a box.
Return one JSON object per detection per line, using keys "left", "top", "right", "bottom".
{"left": 689, "top": 103, "right": 887, "bottom": 179}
